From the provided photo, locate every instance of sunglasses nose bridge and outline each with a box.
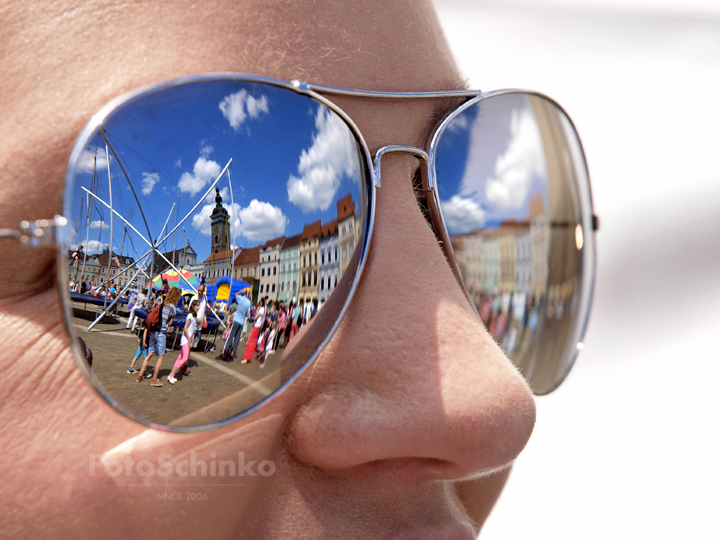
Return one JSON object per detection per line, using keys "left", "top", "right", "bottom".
{"left": 372, "top": 145, "right": 432, "bottom": 189}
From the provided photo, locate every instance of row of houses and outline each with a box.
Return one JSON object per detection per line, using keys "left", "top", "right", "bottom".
{"left": 450, "top": 194, "right": 550, "bottom": 302}
{"left": 199, "top": 193, "right": 360, "bottom": 305}
{"left": 68, "top": 192, "right": 360, "bottom": 307}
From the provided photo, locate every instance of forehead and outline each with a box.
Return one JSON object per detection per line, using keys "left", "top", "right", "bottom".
{"left": 0, "top": 2, "right": 464, "bottom": 283}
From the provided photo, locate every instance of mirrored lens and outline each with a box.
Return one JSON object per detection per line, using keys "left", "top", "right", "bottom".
{"left": 62, "top": 78, "right": 368, "bottom": 428}
{"left": 432, "top": 92, "right": 595, "bottom": 394}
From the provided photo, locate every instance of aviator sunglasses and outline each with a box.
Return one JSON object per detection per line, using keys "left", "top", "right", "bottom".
{"left": 3, "top": 74, "right": 597, "bottom": 431}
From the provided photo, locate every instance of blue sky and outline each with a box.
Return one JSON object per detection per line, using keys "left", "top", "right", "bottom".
{"left": 68, "top": 80, "right": 363, "bottom": 262}
{"left": 435, "top": 93, "right": 550, "bottom": 234}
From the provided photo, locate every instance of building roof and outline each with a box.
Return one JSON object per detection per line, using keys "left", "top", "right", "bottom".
{"left": 163, "top": 245, "right": 196, "bottom": 258}
{"left": 67, "top": 250, "right": 90, "bottom": 261}
{"left": 280, "top": 233, "right": 302, "bottom": 250}
{"left": 261, "top": 236, "right": 285, "bottom": 251}
{"left": 95, "top": 257, "right": 120, "bottom": 268}
{"left": 203, "top": 248, "right": 237, "bottom": 264}
{"left": 321, "top": 219, "right": 338, "bottom": 238}
{"left": 234, "top": 246, "right": 260, "bottom": 266}
{"left": 301, "top": 220, "right": 322, "bottom": 241}
{"left": 337, "top": 193, "right": 356, "bottom": 222}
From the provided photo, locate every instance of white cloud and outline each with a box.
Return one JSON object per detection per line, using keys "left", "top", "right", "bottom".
{"left": 191, "top": 186, "right": 286, "bottom": 244}
{"left": 76, "top": 146, "right": 111, "bottom": 174}
{"left": 446, "top": 112, "right": 470, "bottom": 132}
{"left": 200, "top": 143, "right": 214, "bottom": 157}
{"left": 141, "top": 172, "right": 159, "bottom": 195}
{"left": 485, "top": 108, "right": 544, "bottom": 209}
{"left": 219, "top": 89, "right": 269, "bottom": 131}
{"left": 287, "top": 105, "right": 360, "bottom": 212}
{"left": 82, "top": 240, "right": 108, "bottom": 254}
{"left": 90, "top": 220, "right": 109, "bottom": 230}
{"left": 440, "top": 194, "right": 486, "bottom": 233}
{"left": 238, "top": 200, "right": 288, "bottom": 242}
{"left": 178, "top": 156, "right": 221, "bottom": 197}
{"left": 174, "top": 158, "right": 182, "bottom": 168}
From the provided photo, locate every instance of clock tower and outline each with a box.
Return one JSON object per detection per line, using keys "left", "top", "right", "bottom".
{"left": 210, "top": 188, "right": 230, "bottom": 254}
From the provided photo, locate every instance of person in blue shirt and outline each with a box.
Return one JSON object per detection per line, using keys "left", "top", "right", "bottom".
{"left": 218, "top": 290, "right": 252, "bottom": 362}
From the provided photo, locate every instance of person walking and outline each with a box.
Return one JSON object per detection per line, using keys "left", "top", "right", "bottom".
{"left": 241, "top": 298, "right": 265, "bottom": 364}
{"left": 126, "top": 323, "right": 150, "bottom": 377}
{"left": 218, "top": 290, "right": 252, "bottom": 362}
{"left": 126, "top": 288, "right": 147, "bottom": 332}
{"left": 136, "top": 287, "right": 181, "bottom": 387}
{"left": 167, "top": 300, "right": 200, "bottom": 384}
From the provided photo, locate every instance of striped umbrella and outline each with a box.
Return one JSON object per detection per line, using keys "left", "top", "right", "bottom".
{"left": 151, "top": 269, "right": 200, "bottom": 292}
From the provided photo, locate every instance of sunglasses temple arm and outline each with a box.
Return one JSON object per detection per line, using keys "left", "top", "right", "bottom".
{"left": 0, "top": 216, "right": 69, "bottom": 248}
{"left": 156, "top": 158, "right": 232, "bottom": 248}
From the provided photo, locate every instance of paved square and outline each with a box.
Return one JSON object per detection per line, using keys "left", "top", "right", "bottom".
{"left": 72, "top": 301, "right": 285, "bottom": 427}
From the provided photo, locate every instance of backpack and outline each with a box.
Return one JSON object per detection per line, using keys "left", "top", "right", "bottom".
{"left": 146, "top": 303, "right": 163, "bottom": 332}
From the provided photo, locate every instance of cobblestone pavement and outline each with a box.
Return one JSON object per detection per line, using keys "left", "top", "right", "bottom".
{"left": 72, "top": 302, "right": 284, "bottom": 427}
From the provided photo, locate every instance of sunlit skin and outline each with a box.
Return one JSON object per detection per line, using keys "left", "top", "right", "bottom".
{"left": 0, "top": 1, "right": 536, "bottom": 538}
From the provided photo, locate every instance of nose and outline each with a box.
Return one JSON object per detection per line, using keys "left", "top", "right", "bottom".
{"left": 285, "top": 153, "right": 536, "bottom": 483}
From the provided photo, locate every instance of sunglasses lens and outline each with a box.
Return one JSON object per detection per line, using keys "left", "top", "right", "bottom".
{"left": 62, "top": 78, "right": 368, "bottom": 429}
{"left": 433, "top": 92, "right": 595, "bottom": 394}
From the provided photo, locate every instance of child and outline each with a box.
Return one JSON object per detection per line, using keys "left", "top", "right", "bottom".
{"left": 127, "top": 323, "right": 151, "bottom": 378}
{"left": 167, "top": 300, "right": 200, "bottom": 385}
{"left": 260, "top": 321, "right": 276, "bottom": 369}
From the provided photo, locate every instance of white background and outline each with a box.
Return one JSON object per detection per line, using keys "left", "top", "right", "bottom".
{"left": 434, "top": 1, "right": 720, "bottom": 538}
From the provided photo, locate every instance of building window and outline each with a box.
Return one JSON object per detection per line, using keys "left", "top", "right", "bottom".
{"left": 260, "top": 284, "right": 264, "bottom": 293}
{"left": 271, "top": 283, "right": 275, "bottom": 292}
{"left": 262, "top": 268, "right": 265, "bottom": 277}
{"left": 273, "top": 266, "right": 276, "bottom": 276}
{"left": 303, "top": 256, "right": 306, "bottom": 267}
{"left": 349, "top": 221, "right": 353, "bottom": 233}
{"left": 349, "top": 245, "right": 354, "bottom": 256}
{"left": 343, "top": 247, "right": 347, "bottom": 260}
{"left": 314, "top": 253, "right": 317, "bottom": 266}
{"left": 321, "top": 278, "right": 325, "bottom": 291}
{"left": 335, "top": 248, "right": 338, "bottom": 260}
{"left": 341, "top": 226, "right": 346, "bottom": 236}
{"left": 292, "top": 280, "right": 296, "bottom": 291}
{"left": 313, "top": 271, "right": 317, "bottom": 286}
{"left": 281, "top": 282, "right": 284, "bottom": 291}
{"left": 302, "top": 274, "right": 306, "bottom": 287}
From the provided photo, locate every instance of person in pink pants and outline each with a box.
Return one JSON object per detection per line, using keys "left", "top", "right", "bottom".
{"left": 167, "top": 300, "right": 199, "bottom": 385}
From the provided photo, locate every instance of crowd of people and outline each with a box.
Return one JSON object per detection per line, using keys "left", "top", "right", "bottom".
{"left": 70, "top": 274, "right": 324, "bottom": 385}
{"left": 217, "top": 293, "right": 320, "bottom": 368}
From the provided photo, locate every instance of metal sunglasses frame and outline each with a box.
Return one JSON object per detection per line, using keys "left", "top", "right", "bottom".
{"left": 1, "top": 73, "right": 597, "bottom": 431}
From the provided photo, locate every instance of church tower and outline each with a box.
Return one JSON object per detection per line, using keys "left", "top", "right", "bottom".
{"left": 210, "top": 188, "right": 230, "bottom": 254}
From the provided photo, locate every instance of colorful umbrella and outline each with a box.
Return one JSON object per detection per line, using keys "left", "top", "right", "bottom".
{"left": 151, "top": 269, "right": 200, "bottom": 292}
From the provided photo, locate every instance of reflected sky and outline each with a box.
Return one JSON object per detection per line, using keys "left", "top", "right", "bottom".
{"left": 436, "top": 93, "right": 549, "bottom": 233}
{"left": 68, "top": 81, "right": 363, "bottom": 261}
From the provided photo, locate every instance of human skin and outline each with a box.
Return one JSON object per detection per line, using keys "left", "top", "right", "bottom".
{"left": 0, "top": 1, "right": 536, "bottom": 539}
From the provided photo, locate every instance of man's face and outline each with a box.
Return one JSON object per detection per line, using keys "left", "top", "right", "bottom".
{"left": 0, "top": 1, "right": 535, "bottom": 538}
